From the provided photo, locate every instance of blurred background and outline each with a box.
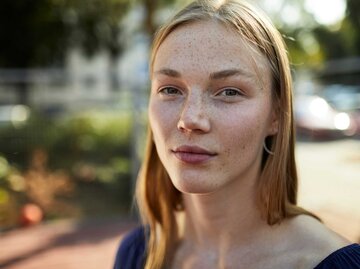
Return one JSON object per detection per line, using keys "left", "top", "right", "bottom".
{"left": 0, "top": 0, "right": 359, "bottom": 268}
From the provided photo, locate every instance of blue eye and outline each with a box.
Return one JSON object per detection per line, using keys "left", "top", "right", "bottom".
{"left": 159, "top": 86, "right": 181, "bottom": 95}
{"left": 218, "top": 88, "right": 242, "bottom": 96}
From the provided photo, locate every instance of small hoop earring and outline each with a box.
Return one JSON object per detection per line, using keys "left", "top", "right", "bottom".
{"left": 263, "top": 140, "right": 274, "bottom": 155}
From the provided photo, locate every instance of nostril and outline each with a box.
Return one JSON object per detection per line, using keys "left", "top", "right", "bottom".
{"left": 177, "top": 95, "right": 211, "bottom": 133}
{"left": 177, "top": 111, "right": 210, "bottom": 133}
{"left": 177, "top": 120, "right": 186, "bottom": 132}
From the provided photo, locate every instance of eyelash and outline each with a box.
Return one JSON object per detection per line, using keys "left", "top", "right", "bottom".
{"left": 158, "top": 86, "right": 182, "bottom": 95}
{"left": 216, "top": 88, "right": 243, "bottom": 97}
{"left": 157, "top": 86, "right": 244, "bottom": 99}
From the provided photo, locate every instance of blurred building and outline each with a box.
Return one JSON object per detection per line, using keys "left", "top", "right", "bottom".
{"left": 317, "top": 57, "right": 360, "bottom": 86}
{"left": 0, "top": 6, "right": 150, "bottom": 117}
{"left": 0, "top": 46, "right": 147, "bottom": 113}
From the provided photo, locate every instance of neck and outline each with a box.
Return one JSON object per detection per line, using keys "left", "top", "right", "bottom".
{"left": 180, "top": 174, "right": 267, "bottom": 250}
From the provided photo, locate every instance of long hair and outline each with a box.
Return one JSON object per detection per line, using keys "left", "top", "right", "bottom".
{"left": 136, "top": 1, "right": 315, "bottom": 268}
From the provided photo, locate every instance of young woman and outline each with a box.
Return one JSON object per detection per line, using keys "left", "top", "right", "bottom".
{"left": 114, "top": 0, "right": 360, "bottom": 268}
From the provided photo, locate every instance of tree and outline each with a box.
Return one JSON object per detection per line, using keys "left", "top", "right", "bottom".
{"left": 310, "top": 0, "right": 360, "bottom": 61}
{"left": 257, "top": 0, "right": 360, "bottom": 67}
{"left": 346, "top": 0, "right": 360, "bottom": 55}
{"left": 0, "top": 0, "right": 131, "bottom": 104}
{"left": 141, "top": 0, "right": 181, "bottom": 36}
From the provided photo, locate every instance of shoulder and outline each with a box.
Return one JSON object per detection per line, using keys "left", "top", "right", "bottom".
{"left": 113, "top": 226, "right": 147, "bottom": 269}
{"left": 287, "top": 215, "right": 350, "bottom": 247}
{"left": 284, "top": 215, "right": 354, "bottom": 268}
{"left": 119, "top": 226, "right": 147, "bottom": 251}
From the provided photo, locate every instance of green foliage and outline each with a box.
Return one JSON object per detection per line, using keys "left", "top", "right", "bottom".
{"left": 0, "top": 110, "right": 131, "bottom": 167}
{"left": 0, "top": 155, "right": 22, "bottom": 229}
{"left": 61, "top": 0, "right": 132, "bottom": 57}
{"left": 0, "top": 0, "right": 67, "bottom": 67}
{"left": 0, "top": 156, "right": 9, "bottom": 179}
{"left": 0, "top": 110, "right": 133, "bottom": 228}
{"left": 0, "top": 0, "right": 132, "bottom": 68}
{"left": 346, "top": 0, "right": 360, "bottom": 55}
{"left": 53, "top": 110, "right": 132, "bottom": 168}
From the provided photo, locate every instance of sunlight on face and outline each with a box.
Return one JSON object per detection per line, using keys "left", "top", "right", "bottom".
{"left": 149, "top": 20, "right": 277, "bottom": 194}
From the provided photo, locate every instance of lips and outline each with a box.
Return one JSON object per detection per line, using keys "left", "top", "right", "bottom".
{"left": 172, "top": 145, "right": 217, "bottom": 164}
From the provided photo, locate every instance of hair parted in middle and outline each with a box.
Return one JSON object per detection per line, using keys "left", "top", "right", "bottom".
{"left": 135, "top": 1, "right": 317, "bottom": 268}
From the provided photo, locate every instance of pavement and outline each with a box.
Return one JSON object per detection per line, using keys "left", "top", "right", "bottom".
{"left": 296, "top": 139, "right": 360, "bottom": 243}
{"left": 0, "top": 139, "right": 359, "bottom": 269}
{"left": 0, "top": 217, "right": 137, "bottom": 269}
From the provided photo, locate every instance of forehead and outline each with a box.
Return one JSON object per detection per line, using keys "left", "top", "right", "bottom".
{"left": 153, "top": 19, "right": 270, "bottom": 79}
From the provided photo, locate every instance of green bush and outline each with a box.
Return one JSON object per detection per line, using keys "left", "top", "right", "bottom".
{"left": 0, "top": 108, "right": 134, "bottom": 228}
{"left": 0, "top": 109, "right": 131, "bottom": 168}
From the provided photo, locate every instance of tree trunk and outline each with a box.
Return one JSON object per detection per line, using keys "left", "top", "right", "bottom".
{"left": 143, "top": 0, "right": 157, "bottom": 37}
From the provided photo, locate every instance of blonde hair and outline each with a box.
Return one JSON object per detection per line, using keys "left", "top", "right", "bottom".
{"left": 136, "top": 1, "right": 315, "bottom": 268}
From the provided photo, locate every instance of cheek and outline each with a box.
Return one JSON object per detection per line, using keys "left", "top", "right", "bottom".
{"left": 219, "top": 107, "right": 268, "bottom": 153}
{"left": 149, "top": 99, "right": 177, "bottom": 143}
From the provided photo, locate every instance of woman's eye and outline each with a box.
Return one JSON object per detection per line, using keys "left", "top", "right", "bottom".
{"left": 159, "top": 87, "right": 181, "bottom": 95}
{"left": 217, "top": 88, "right": 242, "bottom": 97}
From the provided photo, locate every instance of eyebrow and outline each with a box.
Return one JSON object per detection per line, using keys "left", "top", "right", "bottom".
{"left": 210, "top": 69, "right": 253, "bottom": 80}
{"left": 154, "top": 68, "right": 181, "bottom": 78}
{"left": 154, "top": 68, "right": 253, "bottom": 79}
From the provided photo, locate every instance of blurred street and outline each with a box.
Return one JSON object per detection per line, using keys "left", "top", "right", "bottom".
{"left": 0, "top": 139, "right": 359, "bottom": 269}
{"left": 0, "top": 217, "right": 137, "bottom": 269}
{"left": 297, "top": 139, "right": 360, "bottom": 242}
{"left": 0, "top": 0, "right": 359, "bottom": 268}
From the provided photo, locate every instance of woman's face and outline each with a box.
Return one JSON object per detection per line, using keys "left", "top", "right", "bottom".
{"left": 149, "top": 20, "right": 278, "bottom": 194}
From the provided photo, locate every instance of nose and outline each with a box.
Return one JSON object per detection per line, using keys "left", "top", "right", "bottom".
{"left": 177, "top": 92, "right": 211, "bottom": 133}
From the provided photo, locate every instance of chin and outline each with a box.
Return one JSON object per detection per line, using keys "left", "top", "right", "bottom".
{"left": 170, "top": 174, "right": 218, "bottom": 194}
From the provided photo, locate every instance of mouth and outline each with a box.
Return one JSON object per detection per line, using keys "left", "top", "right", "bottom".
{"left": 171, "top": 145, "right": 217, "bottom": 164}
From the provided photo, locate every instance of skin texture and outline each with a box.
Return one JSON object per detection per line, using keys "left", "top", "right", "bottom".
{"left": 148, "top": 20, "right": 349, "bottom": 269}
{"left": 150, "top": 19, "right": 277, "bottom": 195}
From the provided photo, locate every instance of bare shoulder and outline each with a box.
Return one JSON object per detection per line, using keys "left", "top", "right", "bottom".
{"left": 284, "top": 214, "right": 351, "bottom": 268}
{"left": 287, "top": 214, "right": 350, "bottom": 246}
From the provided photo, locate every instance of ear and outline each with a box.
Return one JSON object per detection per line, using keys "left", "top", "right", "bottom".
{"left": 267, "top": 108, "right": 279, "bottom": 136}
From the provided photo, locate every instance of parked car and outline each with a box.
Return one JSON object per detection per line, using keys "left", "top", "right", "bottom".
{"left": 321, "top": 85, "right": 360, "bottom": 137}
{"left": 294, "top": 83, "right": 360, "bottom": 139}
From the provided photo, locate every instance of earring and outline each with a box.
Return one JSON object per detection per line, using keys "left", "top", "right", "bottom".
{"left": 263, "top": 140, "right": 274, "bottom": 155}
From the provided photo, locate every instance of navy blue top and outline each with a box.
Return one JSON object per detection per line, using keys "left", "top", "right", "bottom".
{"left": 113, "top": 227, "right": 147, "bottom": 269}
{"left": 113, "top": 227, "right": 360, "bottom": 269}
